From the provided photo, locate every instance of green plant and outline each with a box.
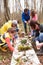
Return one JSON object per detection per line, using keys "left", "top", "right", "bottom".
{"left": 21, "top": 39, "right": 27, "bottom": 44}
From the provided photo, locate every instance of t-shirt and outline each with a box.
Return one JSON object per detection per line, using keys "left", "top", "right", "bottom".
{"left": 32, "top": 14, "right": 38, "bottom": 21}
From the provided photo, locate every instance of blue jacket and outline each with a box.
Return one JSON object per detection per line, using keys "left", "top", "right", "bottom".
{"left": 22, "top": 10, "right": 30, "bottom": 22}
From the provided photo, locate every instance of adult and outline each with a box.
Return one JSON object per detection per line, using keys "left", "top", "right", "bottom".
{"left": 30, "top": 20, "right": 43, "bottom": 52}
{"left": 30, "top": 20, "right": 43, "bottom": 37}
{"left": 0, "top": 20, "right": 19, "bottom": 35}
{"left": 22, "top": 8, "right": 30, "bottom": 33}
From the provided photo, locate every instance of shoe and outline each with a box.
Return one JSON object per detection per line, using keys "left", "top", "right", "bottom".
{"left": 0, "top": 47, "right": 7, "bottom": 52}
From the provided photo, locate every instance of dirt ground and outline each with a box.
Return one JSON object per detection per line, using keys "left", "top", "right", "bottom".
{"left": 0, "top": 49, "right": 43, "bottom": 65}
{"left": 0, "top": 50, "right": 12, "bottom": 65}
{"left": 38, "top": 56, "right": 43, "bottom": 65}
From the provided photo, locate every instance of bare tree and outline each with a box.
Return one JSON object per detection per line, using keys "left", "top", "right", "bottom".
{"left": 4, "top": 0, "right": 10, "bottom": 21}
{"left": 24, "top": 0, "right": 29, "bottom": 8}
{"left": 33, "top": 0, "right": 36, "bottom": 10}
{"left": 0, "top": 0, "right": 1, "bottom": 13}
{"left": 0, "top": 0, "right": 43, "bottom": 24}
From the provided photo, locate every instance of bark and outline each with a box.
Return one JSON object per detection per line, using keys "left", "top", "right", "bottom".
{"left": 25, "top": 0, "right": 29, "bottom": 8}
{"left": 4, "top": 0, "right": 10, "bottom": 21}
{"left": 34, "top": 0, "right": 36, "bottom": 10}
{"left": 0, "top": 0, "right": 43, "bottom": 23}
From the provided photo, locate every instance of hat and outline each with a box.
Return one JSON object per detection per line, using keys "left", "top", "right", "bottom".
{"left": 12, "top": 20, "right": 17, "bottom": 25}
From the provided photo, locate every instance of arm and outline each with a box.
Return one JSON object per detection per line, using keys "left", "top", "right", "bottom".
{"left": 37, "top": 43, "right": 43, "bottom": 48}
{"left": 5, "top": 37, "right": 14, "bottom": 51}
{"left": 28, "top": 10, "right": 30, "bottom": 24}
{"left": 36, "top": 41, "right": 43, "bottom": 49}
{"left": 22, "top": 13, "right": 26, "bottom": 22}
{"left": 28, "top": 10, "right": 30, "bottom": 19}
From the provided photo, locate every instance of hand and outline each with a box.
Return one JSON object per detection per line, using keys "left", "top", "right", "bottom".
{"left": 36, "top": 41, "right": 40, "bottom": 49}
{"left": 39, "top": 43, "right": 43, "bottom": 47}
{"left": 36, "top": 45, "right": 40, "bottom": 49}
{"left": 24, "top": 21, "right": 27, "bottom": 23}
{"left": 36, "top": 44, "right": 43, "bottom": 50}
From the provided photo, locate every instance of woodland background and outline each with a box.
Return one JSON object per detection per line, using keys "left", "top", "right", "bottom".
{"left": 0, "top": 0, "right": 43, "bottom": 27}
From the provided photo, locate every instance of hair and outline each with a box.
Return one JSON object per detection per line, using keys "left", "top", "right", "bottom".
{"left": 11, "top": 23, "right": 17, "bottom": 27}
{"left": 30, "top": 20, "right": 40, "bottom": 29}
{"left": 17, "top": 20, "right": 19, "bottom": 24}
{"left": 31, "top": 10, "right": 36, "bottom": 17}
{"left": 7, "top": 28, "right": 16, "bottom": 33}
{"left": 24, "top": 8, "right": 29, "bottom": 13}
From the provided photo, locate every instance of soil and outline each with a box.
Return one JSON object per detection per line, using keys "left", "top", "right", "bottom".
{"left": 0, "top": 50, "right": 12, "bottom": 65}
{"left": 38, "top": 56, "right": 43, "bottom": 65}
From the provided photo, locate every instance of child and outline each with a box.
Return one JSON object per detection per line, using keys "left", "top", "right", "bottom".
{"left": 0, "top": 28, "right": 17, "bottom": 52}
{"left": 31, "top": 10, "right": 38, "bottom": 21}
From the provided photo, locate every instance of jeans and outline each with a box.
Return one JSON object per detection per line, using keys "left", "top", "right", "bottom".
{"left": 23, "top": 22, "right": 30, "bottom": 33}
{"left": 35, "top": 33, "right": 43, "bottom": 42}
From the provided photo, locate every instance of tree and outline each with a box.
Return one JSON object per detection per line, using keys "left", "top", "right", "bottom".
{"left": 0, "top": 0, "right": 43, "bottom": 24}
{"left": 34, "top": 0, "right": 36, "bottom": 10}
{"left": 4, "top": 0, "right": 10, "bottom": 21}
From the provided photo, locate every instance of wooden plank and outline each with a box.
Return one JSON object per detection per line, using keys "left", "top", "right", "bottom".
{"left": 11, "top": 38, "right": 42, "bottom": 65}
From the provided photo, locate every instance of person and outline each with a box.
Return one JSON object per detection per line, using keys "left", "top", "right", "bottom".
{"left": 0, "top": 20, "right": 19, "bottom": 35}
{"left": 30, "top": 21, "right": 43, "bottom": 52}
{"left": 35, "top": 33, "right": 43, "bottom": 51}
{"left": 0, "top": 28, "right": 18, "bottom": 52}
{"left": 22, "top": 8, "right": 30, "bottom": 33}
{"left": 31, "top": 10, "right": 38, "bottom": 21}
{"left": 30, "top": 20, "right": 43, "bottom": 37}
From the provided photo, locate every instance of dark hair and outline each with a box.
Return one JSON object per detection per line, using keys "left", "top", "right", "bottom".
{"left": 24, "top": 8, "right": 28, "bottom": 13}
{"left": 30, "top": 20, "right": 40, "bottom": 29}
{"left": 11, "top": 23, "right": 17, "bottom": 27}
{"left": 17, "top": 20, "right": 19, "bottom": 24}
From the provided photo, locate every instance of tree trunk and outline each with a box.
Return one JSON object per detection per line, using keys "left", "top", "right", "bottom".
{"left": 34, "top": 0, "right": 36, "bottom": 10}
{"left": 4, "top": 0, "right": 10, "bottom": 21}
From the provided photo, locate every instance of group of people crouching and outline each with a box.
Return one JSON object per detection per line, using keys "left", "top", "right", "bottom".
{"left": 30, "top": 21, "right": 43, "bottom": 52}
{"left": 0, "top": 8, "right": 43, "bottom": 53}
{"left": 0, "top": 20, "right": 19, "bottom": 52}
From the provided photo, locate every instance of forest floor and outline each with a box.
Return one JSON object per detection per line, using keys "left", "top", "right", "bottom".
{"left": 0, "top": 23, "right": 43, "bottom": 65}
{"left": 0, "top": 49, "right": 43, "bottom": 65}
{"left": 0, "top": 49, "right": 12, "bottom": 65}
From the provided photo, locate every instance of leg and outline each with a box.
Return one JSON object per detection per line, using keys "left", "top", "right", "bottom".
{"left": 23, "top": 22, "right": 27, "bottom": 33}
{"left": 0, "top": 43, "right": 7, "bottom": 52}
{"left": 27, "top": 21, "right": 31, "bottom": 32}
{"left": 27, "top": 20, "right": 30, "bottom": 32}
